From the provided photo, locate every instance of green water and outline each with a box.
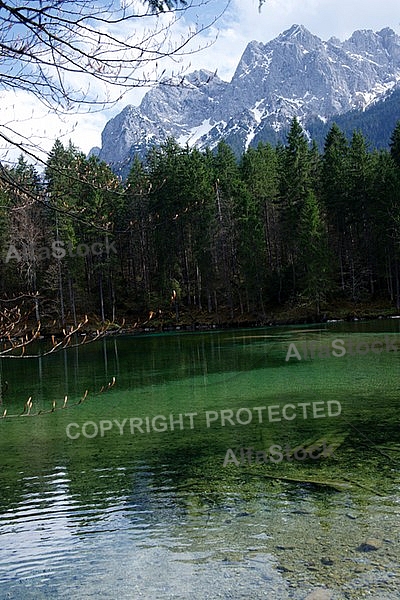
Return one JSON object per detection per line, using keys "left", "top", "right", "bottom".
{"left": 0, "top": 321, "right": 399, "bottom": 599}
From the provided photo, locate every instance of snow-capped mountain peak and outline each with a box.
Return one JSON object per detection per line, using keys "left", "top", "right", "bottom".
{"left": 93, "top": 25, "right": 400, "bottom": 175}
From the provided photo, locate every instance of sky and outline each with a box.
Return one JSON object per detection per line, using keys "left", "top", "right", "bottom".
{"left": 2, "top": 0, "right": 400, "bottom": 163}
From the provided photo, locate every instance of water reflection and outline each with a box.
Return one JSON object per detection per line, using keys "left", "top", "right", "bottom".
{"left": 0, "top": 323, "right": 399, "bottom": 598}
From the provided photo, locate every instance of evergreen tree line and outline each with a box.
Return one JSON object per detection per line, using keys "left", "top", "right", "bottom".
{"left": 1, "top": 117, "right": 400, "bottom": 326}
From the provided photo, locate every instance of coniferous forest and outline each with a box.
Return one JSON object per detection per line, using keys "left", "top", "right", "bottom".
{"left": 2, "top": 117, "right": 400, "bottom": 328}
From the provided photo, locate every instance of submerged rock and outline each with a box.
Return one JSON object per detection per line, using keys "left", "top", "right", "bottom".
{"left": 358, "top": 537, "right": 383, "bottom": 552}
{"left": 304, "top": 588, "right": 333, "bottom": 600}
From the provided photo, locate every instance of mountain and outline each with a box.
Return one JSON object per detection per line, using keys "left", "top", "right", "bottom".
{"left": 92, "top": 24, "right": 400, "bottom": 175}
{"left": 307, "top": 86, "right": 400, "bottom": 149}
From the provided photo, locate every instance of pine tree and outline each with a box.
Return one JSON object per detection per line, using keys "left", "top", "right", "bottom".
{"left": 371, "top": 147, "right": 400, "bottom": 307}
{"left": 212, "top": 141, "right": 244, "bottom": 317}
{"left": 240, "top": 143, "right": 279, "bottom": 313}
{"left": 321, "top": 123, "right": 349, "bottom": 294}
{"left": 389, "top": 121, "right": 400, "bottom": 168}
{"left": 277, "top": 117, "right": 313, "bottom": 299}
{"left": 347, "top": 130, "right": 374, "bottom": 299}
{"left": 298, "top": 190, "right": 332, "bottom": 315}
{"left": 121, "top": 155, "right": 154, "bottom": 310}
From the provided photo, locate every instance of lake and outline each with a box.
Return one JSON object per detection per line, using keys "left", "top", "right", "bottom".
{"left": 0, "top": 320, "right": 399, "bottom": 599}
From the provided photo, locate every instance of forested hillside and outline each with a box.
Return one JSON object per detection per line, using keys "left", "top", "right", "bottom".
{"left": 1, "top": 118, "right": 400, "bottom": 328}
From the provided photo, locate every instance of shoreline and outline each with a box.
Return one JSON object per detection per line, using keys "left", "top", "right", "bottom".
{"left": 39, "top": 301, "right": 400, "bottom": 339}
{"left": 4, "top": 300, "right": 398, "bottom": 344}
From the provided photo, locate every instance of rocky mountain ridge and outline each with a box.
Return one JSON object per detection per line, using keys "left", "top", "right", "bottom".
{"left": 91, "top": 24, "right": 400, "bottom": 175}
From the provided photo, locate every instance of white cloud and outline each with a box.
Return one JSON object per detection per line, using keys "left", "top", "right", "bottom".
{"left": 0, "top": 89, "right": 112, "bottom": 166}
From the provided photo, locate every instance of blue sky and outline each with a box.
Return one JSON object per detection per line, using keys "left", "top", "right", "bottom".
{"left": 3, "top": 0, "right": 400, "bottom": 160}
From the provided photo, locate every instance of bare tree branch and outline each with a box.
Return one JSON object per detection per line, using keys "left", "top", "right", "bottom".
{"left": 0, "top": 1, "right": 227, "bottom": 112}
{"left": 0, "top": 375, "right": 116, "bottom": 418}
{"left": 0, "top": 294, "right": 121, "bottom": 358}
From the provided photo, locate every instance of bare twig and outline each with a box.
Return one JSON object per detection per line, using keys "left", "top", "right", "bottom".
{"left": 1, "top": 376, "right": 116, "bottom": 419}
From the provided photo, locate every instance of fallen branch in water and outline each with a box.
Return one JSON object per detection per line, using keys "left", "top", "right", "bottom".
{"left": 341, "top": 476, "right": 386, "bottom": 497}
{"left": 261, "top": 472, "right": 352, "bottom": 492}
{"left": 262, "top": 473, "right": 383, "bottom": 496}
{"left": 245, "top": 434, "right": 385, "bottom": 496}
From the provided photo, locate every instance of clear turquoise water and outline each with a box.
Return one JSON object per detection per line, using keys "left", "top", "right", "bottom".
{"left": 0, "top": 320, "right": 399, "bottom": 599}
